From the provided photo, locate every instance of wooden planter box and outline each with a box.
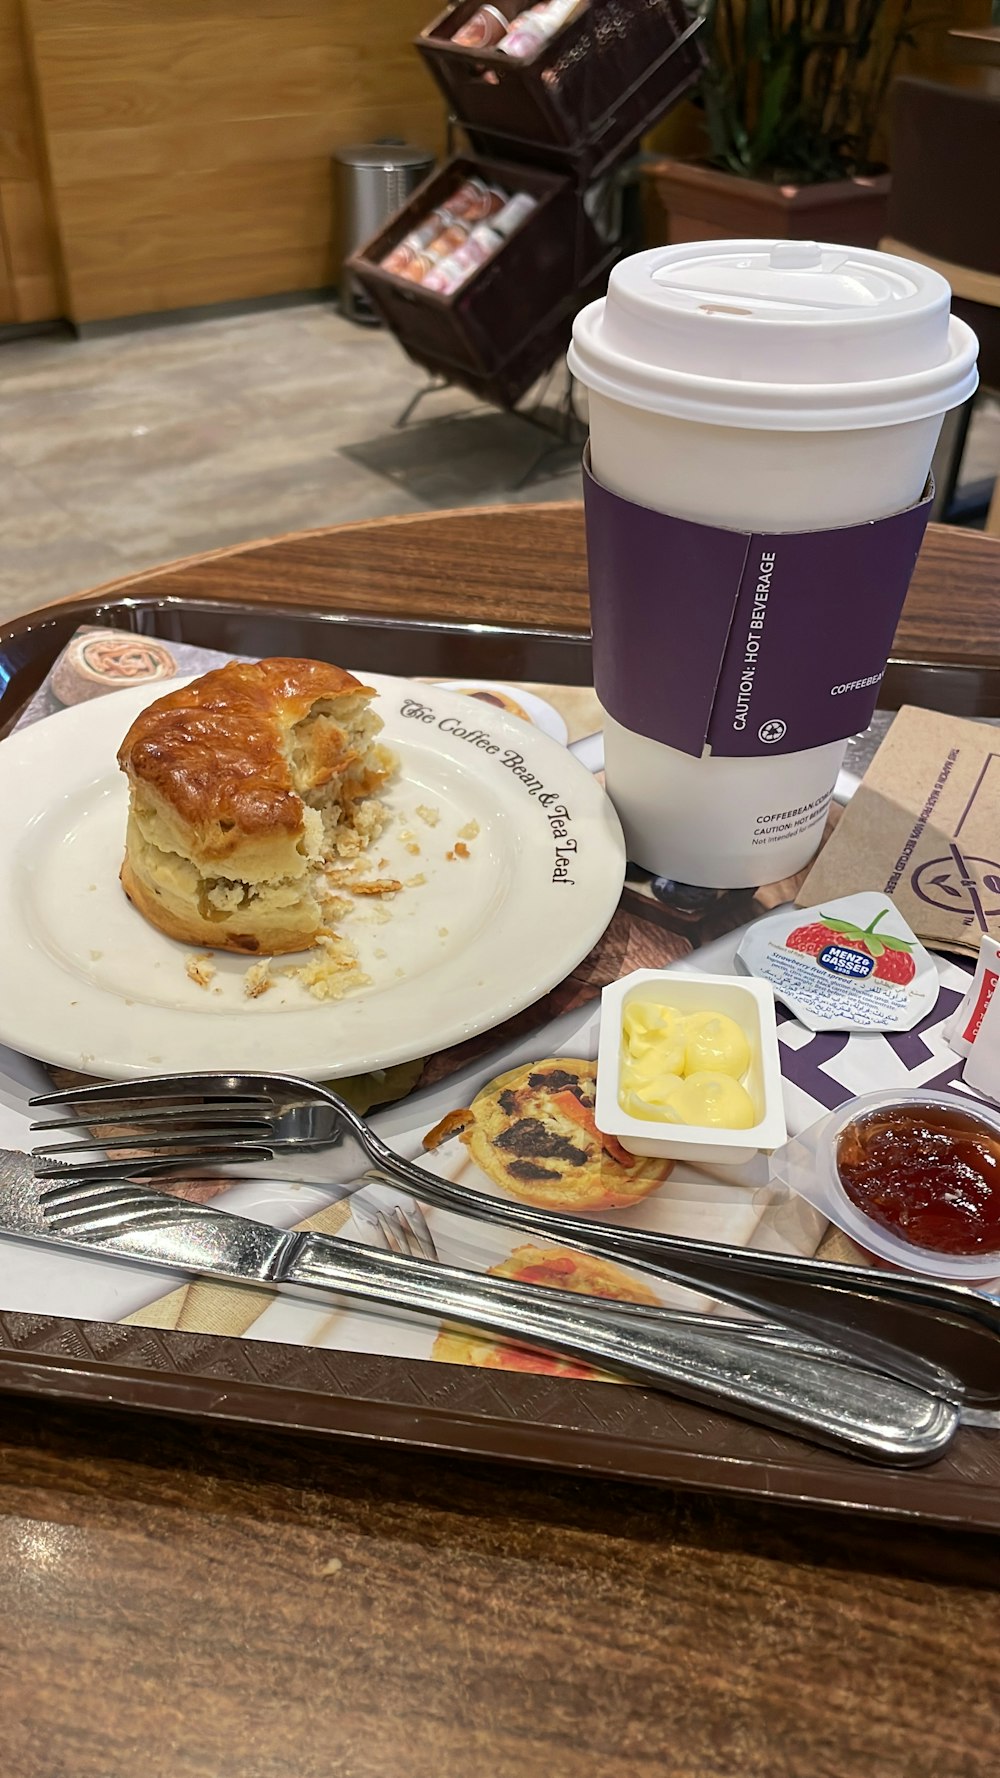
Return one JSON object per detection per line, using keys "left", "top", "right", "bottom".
{"left": 645, "top": 157, "right": 891, "bottom": 250}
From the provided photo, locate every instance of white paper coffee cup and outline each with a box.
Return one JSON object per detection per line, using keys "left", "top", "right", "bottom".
{"left": 568, "top": 240, "right": 979, "bottom": 888}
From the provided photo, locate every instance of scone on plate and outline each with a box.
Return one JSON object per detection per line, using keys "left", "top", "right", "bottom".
{"left": 118, "top": 657, "right": 394, "bottom": 953}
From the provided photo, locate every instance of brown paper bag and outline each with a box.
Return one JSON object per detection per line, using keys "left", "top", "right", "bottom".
{"left": 798, "top": 706, "right": 1000, "bottom": 957}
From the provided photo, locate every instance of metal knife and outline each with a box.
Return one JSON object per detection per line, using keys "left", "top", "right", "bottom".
{"left": 0, "top": 1149, "right": 960, "bottom": 1465}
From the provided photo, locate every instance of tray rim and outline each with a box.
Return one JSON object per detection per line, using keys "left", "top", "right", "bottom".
{"left": 0, "top": 591, "right": 998, "bottom": 1531}
{"left": 0, "top": 590, "right": 597, "bottom": 740}
{"left": 4, "top": 584, "right": 998, "bottom": 746}
{"left": 0, "top": 1311, "right": 997, "bottom": 1531}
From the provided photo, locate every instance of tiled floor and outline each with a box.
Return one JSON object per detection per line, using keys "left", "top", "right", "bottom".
{"left": 0, "top": 299, "right": 997, "bottom": 625}
{"left": 0, "top": 304, "right": 585, "bottom": 624}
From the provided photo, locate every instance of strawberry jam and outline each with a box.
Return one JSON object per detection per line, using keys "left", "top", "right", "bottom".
{"left": 836, "top": 1102, "right": 1000, "bottom": 1255}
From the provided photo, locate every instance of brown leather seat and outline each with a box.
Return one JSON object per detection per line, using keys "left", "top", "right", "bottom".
{"left": 885, "top": 76, "right": 1000, "bottom": 389}
{"left": 882, "top": 76, "right": 1000, "bottom": 527}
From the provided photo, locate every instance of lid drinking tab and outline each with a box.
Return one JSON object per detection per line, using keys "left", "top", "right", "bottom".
{"left": 648, "top": 243, "right": 923, "bottom": 322}
{"left": 768, "top": 241, "right": 823, "bottom": 269}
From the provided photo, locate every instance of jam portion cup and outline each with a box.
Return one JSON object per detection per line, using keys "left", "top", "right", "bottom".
{"left": 770, "top": 1088, "right": 1000, "bottom": 1282}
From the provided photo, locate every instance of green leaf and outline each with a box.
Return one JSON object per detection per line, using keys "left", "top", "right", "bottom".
{"left": 694, "top": 0, "right": 914, "bottom": 181}
{"left": 820, "top": 916, "right": 867, "bottom": 938}
{"left": 754, "top": 56, "right": 794, "bottom": 164}
{"left": 860, "top": 909, "right": 914, "bottom": 953}
{"left": 744, "top": 0, "right": 771, "bottom": 57}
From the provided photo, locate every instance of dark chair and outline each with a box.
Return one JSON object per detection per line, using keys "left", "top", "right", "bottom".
{"left": 882, "top": 76, "right": 1000, "bottom": 531}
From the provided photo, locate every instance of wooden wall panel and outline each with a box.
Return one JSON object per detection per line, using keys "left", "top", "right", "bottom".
{"left": 18, "top": 0, "right": 989, "bottom": 327}
{"left": 22, "top": 0, "right": 447, "bottom": 323}
{"left": 0, "top": 247, "right": 15, "bottom": 324}
{"left": 0, "top": 0, "right": 60, "bottom": 322}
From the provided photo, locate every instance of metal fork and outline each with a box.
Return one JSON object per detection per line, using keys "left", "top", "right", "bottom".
{"left": 365, "top": 1200, "right": 439, "bottom": 1263}
{"left": 27, "top": 1170, "right": 959, "bottom": 1465}
{"left": 30, "top": 1069, "right": 1000, "bottom": 1407}
{"left": 350, "top": 1189, "right": 898, "bottom": 1369}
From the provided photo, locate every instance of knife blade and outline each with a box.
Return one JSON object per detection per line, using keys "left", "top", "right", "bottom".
{"left": 0, "top": 1152, "right": 961, "bottom": 1464}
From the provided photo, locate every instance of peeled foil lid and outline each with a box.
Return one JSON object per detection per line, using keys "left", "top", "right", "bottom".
{"left": 737, "top": 890, "right": 941, "bottom": 1033}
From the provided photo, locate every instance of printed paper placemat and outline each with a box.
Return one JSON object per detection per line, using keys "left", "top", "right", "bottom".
{"left": 0, "top": 628, "right": 984, "bottom": 1379}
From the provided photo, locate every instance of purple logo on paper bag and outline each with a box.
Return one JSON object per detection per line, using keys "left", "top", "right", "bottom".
{"left": 914, "top": 856, "right": 1000, "bottom": 920}
{"left": 582, "top": 453, "right": 933, "bottom": 759}
{"left": 896, "top": 751, "right": 1000, "bottom": 933}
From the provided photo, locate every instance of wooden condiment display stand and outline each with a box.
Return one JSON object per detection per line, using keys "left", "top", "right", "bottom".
{"left": 348, "top": 0, "right": 705, "bottom": 408}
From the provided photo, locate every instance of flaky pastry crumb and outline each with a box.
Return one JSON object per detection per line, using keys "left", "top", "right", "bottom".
{"left": 281, "top": 932, "right": 369, "bottom": 1001}
{"left": 320, "top": 895, "right": 354, "bottom": 922}
{"left": 334, "top": 796, "right": 388, "bottom": 859}
{"left": 349, "top": 878, "right": 402, "bottom": 898}
{"left": 186, "top": 952, "right": 217, "bottom": 990}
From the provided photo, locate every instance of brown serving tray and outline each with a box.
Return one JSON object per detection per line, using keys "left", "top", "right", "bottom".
{"left": 0, "top": 593, "right": 998, "bottom": 1530}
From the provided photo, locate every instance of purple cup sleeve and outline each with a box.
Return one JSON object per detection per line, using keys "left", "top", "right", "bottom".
{"left": 582, "top": 449, "right": 933, "bottom": 759}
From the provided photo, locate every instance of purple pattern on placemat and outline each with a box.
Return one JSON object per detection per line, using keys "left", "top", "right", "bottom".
{"left": 775, "top": 986, "right": 967, "bottom": 1110}
{"left": 582, "top": 454, "right": 933, "bottom": 760}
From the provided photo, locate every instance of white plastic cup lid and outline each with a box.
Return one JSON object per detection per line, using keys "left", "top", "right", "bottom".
{"left": 568, "top": 239, "right": 979, "bottom": 432}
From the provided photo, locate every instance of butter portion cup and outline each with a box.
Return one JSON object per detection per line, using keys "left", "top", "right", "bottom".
{"left": 596, "top": 969, "right": 787, "bottom": 1166}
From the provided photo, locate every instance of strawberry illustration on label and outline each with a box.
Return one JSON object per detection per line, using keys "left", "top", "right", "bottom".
{"left": 786, "top": 921, "right": 863, "bottom": 960}
{"left": 737, "top": 892, "right": 938, "bottom": 1033}
{"left": 786, "top": 909, "right": 916, "bottom": 983}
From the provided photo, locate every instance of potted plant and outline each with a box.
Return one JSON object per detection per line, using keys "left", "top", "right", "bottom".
{"left": 647, "top": 0, "right": 920, "bottom": 247}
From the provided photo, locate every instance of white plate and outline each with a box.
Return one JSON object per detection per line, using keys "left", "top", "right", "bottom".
{"left": 0, "top": 673, "right": 625, "bottom": 1079}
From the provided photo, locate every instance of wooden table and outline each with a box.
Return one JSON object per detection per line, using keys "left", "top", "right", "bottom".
{"left": 4, "top": 503, "right": 1000, "bottom": 718}
{"left": 3, "top": 508, "right": 1000, "bottom": 1778}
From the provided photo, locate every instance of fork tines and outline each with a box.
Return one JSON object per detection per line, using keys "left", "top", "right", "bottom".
{"left": 30, "top": 1079, "right": 281, "bottom": 1181}
{"left": 32, "top": 1137, "right": 272, "bottom": 1180}
{"left": 30, "top": 1075, "right": 280, "bottom": 1109}
{"left": 374, "top": 1204, "right": 438, "bottom": 1262}
{"left": 30, "top": 1101, "right": 275, "bottom": 1135}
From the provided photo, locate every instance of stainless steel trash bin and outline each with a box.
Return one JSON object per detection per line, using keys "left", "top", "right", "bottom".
{"left": 335, "top": 143, "right": 435, "bottom": 325}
